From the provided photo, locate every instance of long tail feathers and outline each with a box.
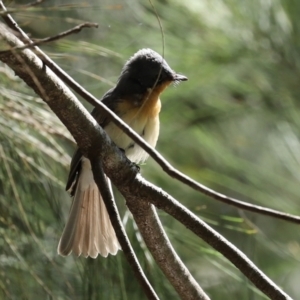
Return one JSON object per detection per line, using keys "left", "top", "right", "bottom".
{"left": 57, "top": 175, "right": 120, "bottom": 258}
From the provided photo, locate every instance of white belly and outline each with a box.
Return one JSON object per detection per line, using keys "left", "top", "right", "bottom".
{"left": 104, "top": 115, "right": 160, "bottom": 163}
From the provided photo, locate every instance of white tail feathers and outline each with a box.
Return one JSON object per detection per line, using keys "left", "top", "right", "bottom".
{"left": 58, "top": 165, "right": 120, "bottom": 258}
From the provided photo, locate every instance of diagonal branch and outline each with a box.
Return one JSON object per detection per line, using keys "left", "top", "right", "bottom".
{"left": 23, "top": 0, "right": 45, "bottom": 7}
{"left": 0, "top": 22, "right": 98, "bottom": 54}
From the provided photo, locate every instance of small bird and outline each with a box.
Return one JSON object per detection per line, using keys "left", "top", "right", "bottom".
{"left": 58, "top": 48, "right": 187, "bottom": 258}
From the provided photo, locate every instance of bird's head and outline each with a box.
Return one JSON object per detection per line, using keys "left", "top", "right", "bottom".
{"left": 115, "top": 48, "right": 187, "bottom": 99}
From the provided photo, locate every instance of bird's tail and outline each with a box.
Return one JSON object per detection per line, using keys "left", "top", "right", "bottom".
{"left": 57, "top": 169, "right": 120, "bottom": 258}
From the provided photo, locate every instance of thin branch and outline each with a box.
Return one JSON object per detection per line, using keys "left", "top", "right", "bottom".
{"left": 0, "top": 2, "right": 298, "bottom": 224}
{"left": 0, "top": 9, "right": 14, "bottom": 16}
{"left": 0, "top": 22, "right": 98, "bottom": 54}
{"left": 23, "top": 0, "right": 45, "bottom": 7}
{"left": 3, "top": 234, "right": 54, "bottom": 297}
{"left": 90, "top": 157, "right": 159, "bottom": 300}
{"left": 148, "top": 0, "right": 165, "bottom": 57}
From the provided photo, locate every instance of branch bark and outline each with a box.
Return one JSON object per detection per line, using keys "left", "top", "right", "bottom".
{"left": 126, "top": 192, "right": 209, "bottom": 300}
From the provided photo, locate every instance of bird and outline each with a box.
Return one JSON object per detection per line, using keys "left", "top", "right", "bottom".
{"left": 57, "top": 48, "right": 187, "bottom": 259}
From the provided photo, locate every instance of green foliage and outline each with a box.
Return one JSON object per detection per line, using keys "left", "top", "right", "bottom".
{"left": 1, "top": 0, "right": 300, "bottom": 299}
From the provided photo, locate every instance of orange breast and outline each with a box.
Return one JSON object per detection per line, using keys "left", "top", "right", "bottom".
{"left": 105, "top": 82, "right": 172, "bottom": 162}
{"left": 117, "top": 80, "right": 171, "bottom": 120}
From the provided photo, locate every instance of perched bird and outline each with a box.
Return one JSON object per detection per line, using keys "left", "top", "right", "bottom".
{"left": 58, "top": 48, "right": 187, "bottom": 258}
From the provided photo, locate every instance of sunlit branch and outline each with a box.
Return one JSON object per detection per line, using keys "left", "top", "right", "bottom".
{"left": 0, "top": 22, "right": 98, "bottom": 54}
{"left": 23, "top": 0, "right": 45, "bottom": 7}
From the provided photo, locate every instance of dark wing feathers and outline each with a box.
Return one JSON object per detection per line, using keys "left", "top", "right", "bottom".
{"left": 65, "top": 148, "right": 83, "bottom": 194}
{"left": 65, "top": 88, "right": 119, "bottom": 194}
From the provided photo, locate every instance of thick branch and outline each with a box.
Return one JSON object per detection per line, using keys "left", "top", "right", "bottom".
{"left": 126, "top": 195, "right": 210, "bottom": 300}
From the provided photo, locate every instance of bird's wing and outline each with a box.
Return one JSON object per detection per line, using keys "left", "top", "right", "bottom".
{"left": 65, "top": 89, "right": 118, "bottom": 194}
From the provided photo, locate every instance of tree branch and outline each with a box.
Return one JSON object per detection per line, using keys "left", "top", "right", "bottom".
{"left": 0, "top": 22, "right": 98, "bottom": 54}
{"left": 23, "top": 0, "right": 45, "bottom": 7}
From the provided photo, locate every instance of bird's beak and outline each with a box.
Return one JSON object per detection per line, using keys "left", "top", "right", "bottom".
{"left": 173, "top": 74, "right": 188, "bottom": 82}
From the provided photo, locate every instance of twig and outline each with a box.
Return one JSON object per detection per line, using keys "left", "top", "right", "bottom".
{"left": 1, "top": 2, "right": 299, "bottom": 225}
{"left": 90, "top": 157, "right": 159, "bottom": 300}
{"left": 148, "top": 0, "right": 165, "bottom": 56}
{"left": 0, "top": 22, "right": 98, "bottom": 54}
{"left": 24, "top": 0, "right": 45, "bottom": 7}
{"left": 0, "top": 9, "right": 14, "bottom": 16}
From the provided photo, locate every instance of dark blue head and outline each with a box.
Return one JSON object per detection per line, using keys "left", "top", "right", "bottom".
{"left": 115, "top": 49, "right": 187, "bottom": 97}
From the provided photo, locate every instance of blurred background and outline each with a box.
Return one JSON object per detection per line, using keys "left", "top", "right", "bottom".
{"left": 1, "top": 0, "right": 300, "bottom": 299}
